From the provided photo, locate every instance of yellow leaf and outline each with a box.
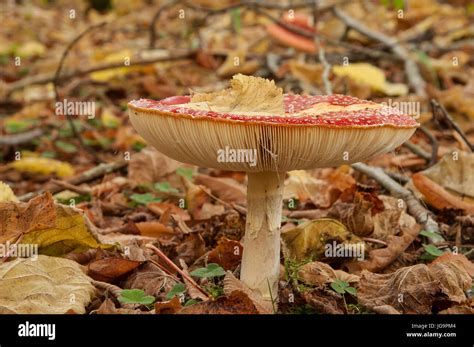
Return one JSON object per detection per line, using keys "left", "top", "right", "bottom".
{"left": 0, "top": 192, "right": 113, "bottom": 256}
{"left": 0, "top": 255, "right": 95, "bottom": 314}
{"left": 333, "top": 63, "right": 408, "bottom": 96}
{"left": 10, "top": 157, "right": 74, "bottom": 178}
{"left": 16, "top": 41, "right": 46, "bottom": 58}
{"left": 101, "top": 108, "right": 121, "bottom": 128}
{"left": 0, "top": 182, "right": 18, "bottom": 202}
{"left": 281, "top": 218, "right": 362, "bottom": 261}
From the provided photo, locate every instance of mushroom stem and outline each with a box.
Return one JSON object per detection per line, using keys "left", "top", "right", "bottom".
{"left": 240, "top": 171, "right": 285, "bottom": 304}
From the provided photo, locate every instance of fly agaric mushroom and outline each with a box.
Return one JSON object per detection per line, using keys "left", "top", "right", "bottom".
{"left": 128, "top": 74, "right": 418, "bottom": 303}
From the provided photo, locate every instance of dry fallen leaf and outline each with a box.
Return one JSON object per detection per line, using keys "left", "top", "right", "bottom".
{"left": 223, "top": 271, "right": 272, "bottom": 314}
{"left": 0, "top": 192, "right": 112, "bottom": 256}
{"left": 178, "top": 291, "right": 259, "bottom": 314}
{"left": 345, "top": 215, "right": 420, "bottom": 273}
{"left": 282, "top": 218, "right": 362, "bottom": 262}
{"left": 87, "top": 257, "right": 142, "bottom": 283}
{"left": 155, "top": 296, "right": 182, "bottom": 314}
{"left": 128, "top": 147, "right": 181, "bottom": 186}
{"left": 207, "top": 238, "right": 243, "bottom": 271}
{"left": 358, "top": 261, "right": 472, "bottom": 314}
{"left": 0, "top": 255, "right": 95, "bottom": 314}
{"left": 195, "top": 174, "right": 246, "bottom": 205}
{"left": 298, "top": 261, "right": 360, "bottom": 287}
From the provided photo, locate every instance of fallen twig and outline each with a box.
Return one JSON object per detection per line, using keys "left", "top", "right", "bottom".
{"left": 0, "top": 128, "right": 43, "bottom": 146}
{"left": 145, "top": 243, "right": 210, "bottom": 299}
{"left": 352, "top": 162, "right": 441, "bottom": 243}
{"left": 18, "top": 159, "right": 128, "bottom": 201}
{"left": 333, "top": 7, "right": 427, "bottom": 97}
{"left": 418, "top": 126, "right": 439, "bottom": 166}
{"left": 5, "top": 52, "right": 194, "bottom": 95}
{"left": 431, "top": 99, "right": 474, "bottom": 152}
{"left": 403, "top": 141, "right": 432, "bottom": 161}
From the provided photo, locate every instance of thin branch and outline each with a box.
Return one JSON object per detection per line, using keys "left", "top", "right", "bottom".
{"left": 431, "top": 99, "right": 474, "bottom": 152}
{"left": 6, "top": 52, "right": 194, "bottom": 95}
{"left": 402, "top": 141, "right": 432, "bottom": 161}
{"left": 53, "top": 22, "right": 107, "bottom": 164}
{"left": 352, "top": 162, "right": 441, "bottom": 243}
{"left": 333, "top": 7, "right": 427, "bottom": 97}
{"left": 145, "top": 244, "right": 210, "bottom": 299}
{"left": 0, "top": 128, "right": 43, "bottom": 145}
{"left": 418, "top": 126, "right": 439, "bottom": 166}
{"left": 18, "top": 159, "right": 128, "bottom": 201}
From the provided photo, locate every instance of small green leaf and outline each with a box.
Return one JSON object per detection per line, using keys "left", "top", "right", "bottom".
{"left": 154, "top": 182, "right": 179, "bottom": 194}
{"left": 118, "top": 289, "right": 155, "bottom": 305}
{"left": 423, "top": 244, "right": 444, "bottom": 257}
{"left": 345, "top": 286, "right": 357, "bottom": 296}
{"left": 55, "top": 140, "right": 78, "bottom": 153}
{"left": 184, "top": 299, "right": 198, "bottom": 306}
{"left": 176, "top": 167, "right": 194, "bottom": 180}
{"left": 330, "top": 281, "right": 345, "bottom": 294}
{"left": 231, "top": 8, "right": 242, "bottom": 34}
{"left": 166, "top": 283, "right": 186, "bottom": 300}
{"left": 419, "top": 230, "right": 444, "bottom": 241}
{"left": 129, "top": 193, "right": 161, "bottom": 205}
{"left": 190, "top": 263, "right": 226, "bottom": 278}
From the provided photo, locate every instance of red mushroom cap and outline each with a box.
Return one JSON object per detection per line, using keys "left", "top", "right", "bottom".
{"left": 129, "top": 94, "right": 418, "bottom": 128}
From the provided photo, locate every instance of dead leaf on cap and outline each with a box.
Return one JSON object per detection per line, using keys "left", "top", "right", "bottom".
{"left": 0, "top": 255, "right": 95, "bottom": 314}
{"left": 178, "top": 291, "right": 259, "bottom": 314}
{"left": 128, "top": 147, "right": 181, "bottom": 186}
{"left": 207, "top": 238, "right": 243, "bottom": 271}
{"left": 298, "top": 261, "right": 360, "bottom": 287}
{"left": 87, "top": 257, "right": 142, "bottom": 283}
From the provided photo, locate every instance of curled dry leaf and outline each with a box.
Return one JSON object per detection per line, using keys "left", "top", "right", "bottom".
{"left": 358, "top": 261, "right": 472, "bottom": 314}
{"left": 223, "top": 271, "right": 272, "bottom": 314}
{"left": 358, "top": 264, "right": 440, "bottom": 314}
{"left": 298, "top": 261, "right": 360, "bottom": 287}
{"left": 412, "top": 172, "right": 474, "bottom": 213}
{"left": 428, "top": 261, "right": 472, "bottom": 303}
{"left": 345, "top": 216, "right": 420, "bottom": 273}
{"left": 431, "top": 252, "right": 474, "bottom": 277}
{"left": 417, "top": 152, "right": 474, "bottom": 201}
{"left": 195, "top": 174, "right": 246, "bottom": 205}
{"left": 123, "top": 262, "right": 177, "bottom": 299}
{"left": 0, "top": 255, "right": 95, "bottom": 314}
{"left": 87, "top": 257, "right": 142, "bottom": 283}
{"left": 281, "top": 218, "right": 362, "bottom": 262}
{"left": 155, "top": 296, "right": 182, "bottom": 314}
{"left": 128, "top": 147, "right": 181, "bottom": 186}
{"left": 178, "top": 291, "right": 259, "bottom": 314}
{"left": 0, "top": 192, "right": 112, "bottom": 256}
{"left": 96, "top": 298, "right": 150, "bottom": 315}
{"left": 207, "top": 238, "right": 243, "bottom": 271}
{"left": 301, "top": 289, "right": 344, "bottom": 314}
{"left": 134, "top": 221, "right": 174, "bottom": 238}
